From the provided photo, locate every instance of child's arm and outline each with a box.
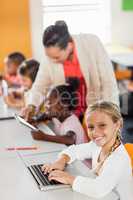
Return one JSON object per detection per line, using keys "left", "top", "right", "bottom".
{"left": 31, "top": 130, "right": 76, "bottom": 145}
{"left": 42, "top": 143, "right": 94, "bottom": 174}
{"left": 31, "top": 112, "right": 50, "bottom": 123}
{"left": 42, "top": 154, "right": 70, "bottom": 174}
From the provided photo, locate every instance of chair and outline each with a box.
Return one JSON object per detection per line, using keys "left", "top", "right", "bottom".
{"left": 124, "top": 143, "right": 133, "bottom": 169}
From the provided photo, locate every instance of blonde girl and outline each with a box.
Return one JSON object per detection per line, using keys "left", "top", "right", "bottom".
{"left": 41, "top": 101, "right": 133, "bottom": 200}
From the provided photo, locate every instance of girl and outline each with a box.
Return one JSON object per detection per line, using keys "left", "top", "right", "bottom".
{"left": 41, "top": 101, "right": 133, "bottom": 200}
{"left": 19, "top": 59, "right": 39, "bottom": 90}
{"left": 31, "top": 79, "right": 88, "bottom": 145}
{"left": 4, "top": 59, "right": 39, "bottom": 108}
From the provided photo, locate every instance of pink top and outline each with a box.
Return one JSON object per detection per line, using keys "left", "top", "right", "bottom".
{"left": 52, "top": 114, "right": 88, "bottom": 144}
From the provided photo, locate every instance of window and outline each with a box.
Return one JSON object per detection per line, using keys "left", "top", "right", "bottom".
{"left": 42, "top": 0, "right": 111, "bottom": 44}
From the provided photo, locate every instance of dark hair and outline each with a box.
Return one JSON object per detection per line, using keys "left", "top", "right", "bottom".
{"left": 42, "top": 20, "right": 72, "bottom": 49}
{"left": 7, "top": 52, "right": 26, "bottom": 65}
{"left": 50, "top": 78, "right": 79, "bottom": 111}
{"left": 19, "top": 59, "right": 39, "bottom": 83}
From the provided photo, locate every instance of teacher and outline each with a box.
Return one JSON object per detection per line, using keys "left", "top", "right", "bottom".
{"left": 22, "top": 20, "right": 119, "bottom": 121}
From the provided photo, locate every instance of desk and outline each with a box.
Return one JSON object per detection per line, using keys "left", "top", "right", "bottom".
{"left": 0, "top": 104, "right": 119, "bottom": 200}
{"left": 0, "top": 96, "right": 66, "bottom": 155}
{"left": 0, "top": 119, "right": 66, "bottom": 156}
{"left": 0, "top": 151, "right": 118, "bottom": 200}
{"left": 105, "top": 44, "right": 133, "bottom": 68}
{"left": 111, "top": 53, "right": 133, "bottom": 68}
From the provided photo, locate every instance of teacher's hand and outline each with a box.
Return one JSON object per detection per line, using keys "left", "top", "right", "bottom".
{"left": 20, "top": 105, "right": 36, "bottom": 122}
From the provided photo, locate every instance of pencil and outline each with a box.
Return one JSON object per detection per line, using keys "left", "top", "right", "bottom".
{"left": 6, "top": 147, "right": 38, "bottom": 150}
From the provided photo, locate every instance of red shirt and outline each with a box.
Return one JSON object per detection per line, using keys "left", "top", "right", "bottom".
{"left": 63, "top": 46, "right": 87, "bottom": 119}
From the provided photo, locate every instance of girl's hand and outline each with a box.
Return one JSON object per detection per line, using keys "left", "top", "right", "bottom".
{"left": 48, "top": 170, "right": 75, "bottom": 185}
{"left": 41, "top": 160, "right": 66, "bottom": 174}
{"left": 31, "top": 130, "right": 45, "bottom": 140}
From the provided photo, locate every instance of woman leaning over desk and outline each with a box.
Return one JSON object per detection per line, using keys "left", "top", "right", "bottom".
{"left": 21, "top": 20, "right": 119, "bottom": 121}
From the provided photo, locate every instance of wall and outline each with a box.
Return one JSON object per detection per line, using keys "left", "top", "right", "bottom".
{"left": 111, "top": 0, "right": 133, "bottom": 46}
{"left": 29, "top": 0, "right": 44, "bottom": 62}
{"left": 0, "top": 0, "right": 32, "bottom": 71}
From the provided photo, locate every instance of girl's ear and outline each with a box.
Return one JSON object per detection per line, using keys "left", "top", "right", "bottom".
{"left": 115, "top": 118, "right": 123, "bottom": 131}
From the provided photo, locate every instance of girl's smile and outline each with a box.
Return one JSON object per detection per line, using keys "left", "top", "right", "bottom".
{"left": 87, "top": 110, "right": 120, "bottom": 147}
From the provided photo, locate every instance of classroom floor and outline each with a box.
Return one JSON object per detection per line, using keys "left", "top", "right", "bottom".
{"left": 122, "top": 117, "right": 133, "bottom": 144}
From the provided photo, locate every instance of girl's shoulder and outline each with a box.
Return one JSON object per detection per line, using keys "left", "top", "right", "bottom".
{"left": 110, "top": 144, "right": 132, "bottom": 168}
{"left": 118, "top": 144, "right": 132, "bottom": 160}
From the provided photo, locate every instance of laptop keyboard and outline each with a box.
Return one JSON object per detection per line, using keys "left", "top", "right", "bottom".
{"left": 28, "top": 164, "right": 62, "bottom": 188}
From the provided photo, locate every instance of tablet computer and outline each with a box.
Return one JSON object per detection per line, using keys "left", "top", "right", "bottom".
{"left": 14, "top": 114, "right": 56, "bottom": 136}
{"left": 14, "top": 114, "right": 39, "bottom": 131}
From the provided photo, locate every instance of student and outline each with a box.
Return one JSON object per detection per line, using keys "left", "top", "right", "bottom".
{"left": 42, "top": 101, "right": 133, "bottom": 200}
{"left": 4, "top": 59, "right": 39, "bottom": 108}
{"left": 21, "top": 20, "right": 119, "bottom": 122}
{"left": 31, "top": 80, "right": 88, "bottom": 145}
{"left": 4, "top": 52, "right": 26, "bottom": 87}
{"left": 19, "top": 59, "right": 39, "bottom": 90}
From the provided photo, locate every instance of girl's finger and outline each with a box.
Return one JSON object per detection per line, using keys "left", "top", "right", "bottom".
{"left": 41, "top": 164, "right": 50, "bottom": 172}
{"left": 49, "top": 170, "right": 61, "bottom": 178}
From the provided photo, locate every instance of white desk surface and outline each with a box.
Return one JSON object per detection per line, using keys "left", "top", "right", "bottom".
{"left": 106, "top": 44, "right": 133, "bottom": 67}
{"left": 0, "top": 119, "right": 66, "bottom": 156}
{"left": 0, "top": 147, "right": 18, "bottom": 159}
{"left": 110, "top": 53, "right": 133, "bottom": 67}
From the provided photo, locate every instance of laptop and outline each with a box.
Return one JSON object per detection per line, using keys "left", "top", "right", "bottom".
{"left": 27, "top": 164, "right": 69, "bottom": 191}
{"left": 27, "top": 159, "right": 92, "bottom": 191}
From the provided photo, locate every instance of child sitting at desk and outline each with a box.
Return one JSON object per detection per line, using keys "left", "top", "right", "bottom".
{"left": 4, "top": 59, "right": 39, "bottom": 108}
{"left": 41, "top": 101, "right": 133, "bottom": 200}
{"left": 3, "top": 52, "right": 26, "bottom": 87}
{"left": 31, "top": 80, "right": 88, "bottom": 145}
